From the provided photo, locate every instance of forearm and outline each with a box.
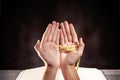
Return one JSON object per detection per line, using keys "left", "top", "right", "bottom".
{"left": 61, "top": 65, "right": 80, "bottom": 80}
{"left": 43, "top": 65, "right": 58, "bottom": 80}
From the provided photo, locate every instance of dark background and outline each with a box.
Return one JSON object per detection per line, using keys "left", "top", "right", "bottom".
{"left": 1, "top": 0, "right": 119, "bottom": 70}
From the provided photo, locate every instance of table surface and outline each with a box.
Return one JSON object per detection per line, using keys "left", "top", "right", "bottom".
{"left": 0, "top": 69, "right": 120, "bottom": 80}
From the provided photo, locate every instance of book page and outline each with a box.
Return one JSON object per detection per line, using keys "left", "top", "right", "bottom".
{"left": 16, "top": 66, "right": 106, "bottom": 80}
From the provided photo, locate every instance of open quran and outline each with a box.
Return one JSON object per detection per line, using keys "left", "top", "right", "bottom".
{"left": 16, "top": 66, "right": 106, "bottom": 80}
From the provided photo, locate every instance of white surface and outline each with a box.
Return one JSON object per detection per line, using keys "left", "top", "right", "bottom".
{"left": 16, "top": 66, "right": 106, "bottom": 80}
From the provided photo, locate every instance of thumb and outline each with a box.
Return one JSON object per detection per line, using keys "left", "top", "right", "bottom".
{"left": 34, "top": 40, "right": 43, "bottom": 56}
{"left": 77, "top": 37, "right": 85, "bottom": 55}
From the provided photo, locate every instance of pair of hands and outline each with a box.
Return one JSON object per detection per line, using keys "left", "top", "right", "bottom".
{"left": 34, "top": 21, "right": 85, "bottom": 68}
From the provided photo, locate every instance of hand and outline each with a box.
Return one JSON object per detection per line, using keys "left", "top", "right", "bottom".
{"left": 34, "top": 21, "right": 60, "bottom": 68}
{"left": 59, "top": 21, "right": 85, "bottom": 66}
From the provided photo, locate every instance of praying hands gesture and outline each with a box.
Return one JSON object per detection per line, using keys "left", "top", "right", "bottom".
{"left": 60, "top": 21, "right": 85, "bottom": 80}
{"left": 34, "top": 21, "right": 85, "bottom": 80}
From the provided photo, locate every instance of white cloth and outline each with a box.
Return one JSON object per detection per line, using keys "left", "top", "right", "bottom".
{"left": 16, "top": 66, "right": 106, "bottom": 80}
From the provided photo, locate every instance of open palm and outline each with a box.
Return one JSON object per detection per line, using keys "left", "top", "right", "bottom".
{"left": 34, "top": 21, "right": 60, "bottom": 67}
{"left": 59, "top": 21, "right": 85, "bottom": 66}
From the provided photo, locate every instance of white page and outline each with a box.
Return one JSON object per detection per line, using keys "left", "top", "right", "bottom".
{"left": 16, "top": 66, "right": 106, "bottom": 80}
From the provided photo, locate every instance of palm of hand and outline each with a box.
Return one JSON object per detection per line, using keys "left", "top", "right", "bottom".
{"left": 41, "top": 42, "right": 60, "bottom": 67}
{"left": 60, "top": 42, "right": 82, "bottom": 65}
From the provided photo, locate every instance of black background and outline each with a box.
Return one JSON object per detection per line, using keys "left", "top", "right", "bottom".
{"left": 1, "top": 0, "right": 119, "bottom": 70}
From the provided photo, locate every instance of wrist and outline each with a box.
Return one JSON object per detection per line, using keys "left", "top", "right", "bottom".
{"left": 60, "top": 63, "right": 75, "bottom": 70}
{"left": 60, "top": 63, "right": 80, "bottom": 80}
{"left": 46, "top": 64, "right": 59, "bottom": 69}
{"left": 44, "top": 61, "right": 60, "bottom": 69}
{"left": 43, "top": 63, "right": 59, "bottom": 80}
{"left": 60, "top": 60, "right": 75, "bottom": 68}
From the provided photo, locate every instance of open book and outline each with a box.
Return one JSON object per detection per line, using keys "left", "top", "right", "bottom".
{"left": 16, "top": 66, "right": 106, "bottom": 80}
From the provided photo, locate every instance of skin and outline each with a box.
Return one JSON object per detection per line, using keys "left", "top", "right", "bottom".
{"left": 34, "top": 21, "right": 60, "bottom": 80}
{"left": 34, "top": 21, "right": 85, "bottom": 80}
{"left": 60, "top": 21, "right": 85, "bottom": 80}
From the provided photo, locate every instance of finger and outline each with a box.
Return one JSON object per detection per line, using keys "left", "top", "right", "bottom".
{"left": 42, "top": 24, "right": 52, "bottom": 43}
{"left": 69, "top": 23, "right": 78, "bottom": 43}
{"left": 77, "top": 38, "right": 85, "bottom": 56}
{"left": 64, "top": 21, "right": 72, "bottom": 42}
{"left": 55, "top": 29, "right": 59, "bottom": 45}
{"left": 79, "top": 37, "right": 85, "bottom": 46}
{"left": 34, "top": 40, "right": 43, "bottom": 56}
{"left": 47, "top": 21, "right": 56, "bottom": 42}
{"left": 34, "top": 40, "right": 46, "bottom": 63}
{"left": 60, "top": 22, "right": 68, "bottom": 43}
{"left": 34, "top": 40, "right": 40, "bottom": 50}
{"left": 60, "top": 29, "right": 64, "bottom": 46}
{"left": 52, "top": 22, "right": 59, "bottom": 43}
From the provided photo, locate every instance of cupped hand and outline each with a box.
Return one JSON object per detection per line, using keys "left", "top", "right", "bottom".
{"left": 59, "top": 21, "right": 85, "bottom": 66}
{"left": 34, "top": 21, "right": 60, "bottom": 68}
